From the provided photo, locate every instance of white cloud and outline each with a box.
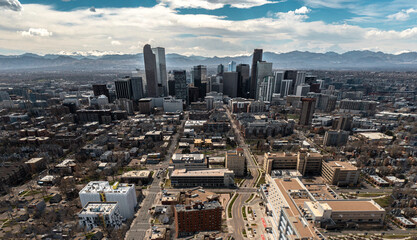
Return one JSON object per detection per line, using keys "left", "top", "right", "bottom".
{"left": 159, "top": 0, "right": 279, "bottom": 10}
{"left": 302, "top": 0, "right": 357, "bottom": 8}
{"left": 1, "top": 3, "right": 417, "bottom": 56}
{"left": 276, "top": 6, "right": 311, "bottom": 21}
{"left": 21, "top": 28, "right": 52, "bottom": 37}
{"left": 111, "top": 40, "right": 121, "bottom": 45}
{"left": 294, "top": 6, "right": 311, "bottom": 14}
{"left": 0, "top": 0, "right": 22, "bottom": 11}
{"left": 388, "top": 8, "right": 417, "bottom": 21}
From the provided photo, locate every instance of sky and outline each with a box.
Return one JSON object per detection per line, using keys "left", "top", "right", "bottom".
{"left": 0, "top": 0, "right": 417, "bottom": 56}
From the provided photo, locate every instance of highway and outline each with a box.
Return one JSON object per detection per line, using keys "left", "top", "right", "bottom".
{"left": 226, "top": 107, "right": 262, "bottom": 240}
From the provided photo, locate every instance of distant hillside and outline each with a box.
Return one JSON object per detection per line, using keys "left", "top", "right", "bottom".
{"left": 1, "top": 50, "right": 417, "bottom": 71}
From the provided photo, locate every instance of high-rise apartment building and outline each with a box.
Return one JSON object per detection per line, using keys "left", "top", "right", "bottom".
{"left": 143, "top": 44, "right": 158, "bottom": 97}
{"left": 299, "top": 98, "right": 316, "bottom": 126}
{"left": 249, "top": 49, "right": 263, "bottom": 99}
{"left": 323, "top": 130, "right": 349, "bottom": 146}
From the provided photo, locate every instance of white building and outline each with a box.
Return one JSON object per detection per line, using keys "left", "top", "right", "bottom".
{"left": 97, "top": 95, "right": 109, "bottom": 106}
{"left": 78, "top": 202, "right": 123, "bottom": 230}
{"left": 79, "top": 181, "right": 137, "bottom": 219}
{"left": 296, "top": 84, "right": 311, "bottom": 97}
{"left": 163, "top": 97, "right": 183, "bottom": 113}
{"left": 280, "top": 80, "right": 293, "bottom": 98}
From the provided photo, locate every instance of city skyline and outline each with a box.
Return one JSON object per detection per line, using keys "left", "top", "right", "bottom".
{"left": 1, "top": 0, "right": 417, "bottom": 56}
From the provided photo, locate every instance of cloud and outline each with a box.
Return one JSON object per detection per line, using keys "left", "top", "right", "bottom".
{"left": 301, "top": 0, "right": 357, "bottom": 8}
{"left": 388, "top": 8, "right": 417, "bottom": 21}
{"left": 294, "top": 6, "right": 311, "bottom": 14}
{"left": 21, "top": 28, "right": 52, "bottom": 37}
{"left": 276, "top": 6, "right": 311, "bottom": 21}
{"left": 1, "top": 3, "right": 417, "bottom": 56}
{"left": 0, "top": 0, "right": 22, "bottom": 11}
{"left": 159, "top": 0, "right": 279, "bottom": 10}
{"left": 111, "top": 40, "right": 121, "bottom": 45}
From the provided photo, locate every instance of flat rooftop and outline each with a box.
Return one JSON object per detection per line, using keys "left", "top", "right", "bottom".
{"left": 320, "top": 200, "right": 384, "bottom": 212}
{"left": 359, "top": 132, "right": 393, "bottom": 140}
{"left": 274, "top": 178, "right": 318, "bottom": 238}
{"left": 25, "top": 157, "right": 44, "bottom": 164}
{"left": 121, "top": 170, "right": 151, "bottom": 178}
{"left": 79, "top": 202, "right": 118, "bottom": 215}
{"left": 172, "top": 169, "right": 232, "bottom": 177}
{"left": 175, "top": 201, "right": 221, "bottom": 212}
{"left": 325, "top": 161, "right": 357, "bottom": 171}
{"left": 80, "top": 181, "right": 133, "bottom": 194}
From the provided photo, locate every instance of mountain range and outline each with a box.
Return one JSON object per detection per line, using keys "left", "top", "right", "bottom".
{"left": 1, "top": 50, "right": 417, "bottom": 72}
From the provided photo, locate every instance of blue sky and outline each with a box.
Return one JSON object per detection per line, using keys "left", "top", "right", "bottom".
{"left": 0, "top": 0, "right": 417, "bottom": 56}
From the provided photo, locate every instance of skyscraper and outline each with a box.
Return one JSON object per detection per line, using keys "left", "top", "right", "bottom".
{"left": 115, "top": 78, "right": 132, "bottom": 99}
{"left": 192, "top": 65, "right": 207, "bottom": 100}
{"left": 250, "top": 49, "right": 263, "bottom": 99}
{"left": 236, "top": 64, "right": 250, "bottom": 97}
{"left": 92, "top": 84, "right": 110, "bottom": 98}
{"left": 217, "top": 64, "right": 224, "bottom": 76}
{"left": 223, "top": 72, "right": 238, "bottom": 98}
{"left": 296, "top": 84, "right": 310, "bottom": 97}
{"left": 273, "top": 71, "right": 284, "bottom": 94}
{"left": 173, "top": 70, "right": 188, "bottom": 103}
{"left": 299, "top": 98, "right": 316, "bottom": 126}
{"left": 280, "top": 80, "right": 293, "bottom": 98}
{"left": 228, "top": 61, "right": 236, "bottom": 72}
{"left": 143, "top": 44, "right": 158, "bottom": 97}
{"left": 131, "top": 71, "right": 144, "bottom": 101}
{"left": 257, "top": 76, "right": 275, "bottom": 102}
{"left": 255, "top": 61, "right": 273, "bottom": 100}
{"left": 284, "top": 70, "right": 297, "bottom": 94}
{"left": 152, "top": 47, "right": 168, "bottom": 96}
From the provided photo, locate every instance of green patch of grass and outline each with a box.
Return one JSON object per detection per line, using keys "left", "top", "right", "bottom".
{"left": 242, "top": 207, "right": 247, "bottom": 220}
{"left": 18, "top": 190, "right": 28, "bottom": 196}
{"left": 245, "top": 194, "right": 255, "bottom": 203}
{"left": 374, "top": 195, "right": 393, "bottom": 208}
{"left": 382, "top": 234, "right": 415, "bottom": 239}
{"left": 248, "top": 208, "right": 252, "bottom": 214}
{"left": 43, "top": 195, "right": 53, "bottom": 202}
{"left": 287, "top": 114, "right": 299, "bottom": 120}
{"left": 227, "top": 194, "right": 239, "bottom": 219}
{"left": 357, "top": 193, "right": 387, "bottom": 198}
{"left": 256, "top": 173, "right": 265, "bottom": 187}
{"left": 23, "top": 190, "right": 42, "bottom": 197}
{"left": 242, "top": 229, "right": 247, "bottom": 237}
{"left": 164, "top": 179, "right": 171, "bottom": 188}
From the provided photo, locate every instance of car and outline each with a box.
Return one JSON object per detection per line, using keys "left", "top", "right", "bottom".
{"left": 253, "top": 230, "right": 257, "bottom": 234}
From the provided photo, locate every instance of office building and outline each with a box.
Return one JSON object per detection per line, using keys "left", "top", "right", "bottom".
{"left": 170, "top": 153, "right": 207, "bottom": 170}
{"left": 152, "top": 47, "right": 168, "bottom": 96}
{"left": 193, "top": 65, "right": 207, "bottom": 100}
{"left": 321, "top": 160, "right": 360, "bottom": 186}
{"left": 114, "top": 78, "right": 132, "bottom": 99}
{"left": 263, "top": 150, "right": 324, "bottom": 175}
{"left": 131, "top": 71, "right": 144, "bottom": 100}
{"left": 92, "top": 84, "right": 110, "bottom": 98}
{"left": 163, "top": 97, "right": 183, "bottom": 113}
{"left": 223, "top": 72, "right": 238, "bottom": 98}
{"left": 339, "top": 100, "right": 377, "bottom": 114}
{"left": 170, "top": 169, "right": 234, "bottom": 188}
{"left": 143, "top": 44, "right": 158, "bottom": 97}
{"left": 188, "top": 86, "right": 199, "bottom": 103}
{"left": 255, "top": 61, "right": 273, "bottom": 100}
{"left": 280, "top": 79, "right": 292, "bottom": 98}
{"left": 217, "top": 64, "right": 224, "bottom": 76}
{"left": 257, "top": 76, "right": 275, "bottom": 102}
{"left": 333, "top": 115, "right": 353, "bottom": 131}
{"left": 294, "top": 71, "right": 306, "bottom": 90}
{"left": 250, "top": 49, "right": 263, "bottom": 99}
{"left": 226, "top": 148, "right": 246, "bottom": 176}
{"left": 168, "top": 79, "right": 175, "bottom": 96}
{"left": 78, "top": 202, "right": 123, "bottom": 230}
{"left": 299, "top": 98, "right": 316, "bottom": 126}
{"left": 173, "top": 70, "right": 187, "bottom": 102}
{"left": 273, "top": 71, "right": 284, "bottom": 94}
{"left": 174, "top": 201, "right": 222, "bottom": 237}
{"left": 284, "top": 70, "right": 297, "bottom": 94}
{"left": 296, "top": 84, "right": 310, "bottom": 97}
{"left": 79, "top": 181, "right": 137, "bottom": 219}
{"left": 236, "top": 64, "right": 250, "bottom": 97}
{"left": 228, "top": 61, "right": 236, "bottom": 72}
{"left": 323, "top": 130, "right": 349, "bottom": 146}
